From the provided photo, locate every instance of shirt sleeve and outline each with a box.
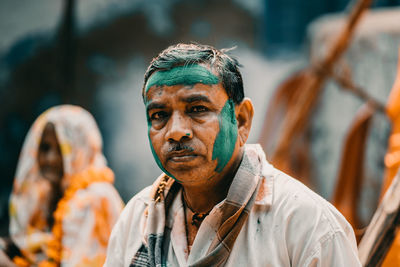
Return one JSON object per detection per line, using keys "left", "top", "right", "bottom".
{"left": 104, "top": 187, "right": 150, "bottom": 267}
{"left": 302, "top": 230, "right": 361, "bottom": 267}
{"left": 103, "top": 215, "right": 125, "bottom": 267}
{"left": 278, "top": 175, "right": 361, "bottom": 267}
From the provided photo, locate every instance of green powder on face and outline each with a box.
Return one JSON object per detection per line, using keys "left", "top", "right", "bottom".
{"left": 145, "top": 65, "right": 219, "bottom": 93}
{"left": 149, "top": 138, "right": 179, "bottom": 181}
{"left": 147, "top": 114, "right": 179, "bottom": 181}
{"left": 212, "top": 99, "right": 238, "bottom": 173}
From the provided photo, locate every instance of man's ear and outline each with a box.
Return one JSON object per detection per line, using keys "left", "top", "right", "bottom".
{"left": 235, "top": 98, "right": 254, "bottom": 146}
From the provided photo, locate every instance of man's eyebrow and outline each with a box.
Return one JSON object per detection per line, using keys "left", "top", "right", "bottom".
{"left": 146, "top": 102, "right": 166, "bottom": 112}
{"left": 180, "top": 94, "right": 211, "bottom": 104}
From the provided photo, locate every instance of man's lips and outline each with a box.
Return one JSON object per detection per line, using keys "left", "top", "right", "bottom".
{"left": 167, "top": 150, "right": 198, "bottom": 162}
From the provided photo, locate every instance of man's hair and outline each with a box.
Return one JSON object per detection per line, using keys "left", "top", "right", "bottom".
{"left": 143, "top": 43, "right": 244, "bottom": 104}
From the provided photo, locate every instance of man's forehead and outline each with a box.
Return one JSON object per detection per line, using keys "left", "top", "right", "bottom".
{"left": 145, "top": 64, "right": 219, "bottom": 93}
{"left": 146, "top": 83, "right": 220, "bottom": 103}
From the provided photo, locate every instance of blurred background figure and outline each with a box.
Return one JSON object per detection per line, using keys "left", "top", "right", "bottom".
{"left": 1, "top": 0, "right": 400, "bottom": 263}
{"left": 0, "top": 105, "right": 123, "bottom": 266}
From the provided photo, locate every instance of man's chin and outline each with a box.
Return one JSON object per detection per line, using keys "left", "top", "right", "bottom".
{"left": 165, "top": 167, "right": 217, "bottom": 185}
{"left": 165, "top": 166, "right": 194, "bottom": 179}
{"left": 165, "top": 157, "right": 199, "bottom": 172}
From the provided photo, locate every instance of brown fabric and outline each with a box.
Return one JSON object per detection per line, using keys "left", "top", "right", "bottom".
{"left": 332, "top": 103, "right": 374, "bottom": 234}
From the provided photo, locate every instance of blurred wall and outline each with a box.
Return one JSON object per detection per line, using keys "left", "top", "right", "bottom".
{"left": 308, "top": 8, "right": 400, "bottom": 224}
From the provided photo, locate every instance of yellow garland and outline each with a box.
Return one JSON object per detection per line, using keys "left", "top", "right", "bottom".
{"left": 36, "top": 167, "right": 114, "bottom": 267}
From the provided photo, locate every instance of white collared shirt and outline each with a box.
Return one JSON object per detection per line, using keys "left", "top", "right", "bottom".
{"left": 105, "top": 145, "right": 360, "bottom": 267}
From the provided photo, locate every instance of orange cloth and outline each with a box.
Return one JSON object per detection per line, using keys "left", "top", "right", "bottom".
{"left": 381, "top": 48, "right": 400, "bottom": 267}
{"left": 9, "top": 105, "right": 124, "bottom": 266}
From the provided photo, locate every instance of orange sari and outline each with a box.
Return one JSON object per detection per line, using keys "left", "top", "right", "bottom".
{"left": 9, "top": 105, "right": 124, "bottom": 266}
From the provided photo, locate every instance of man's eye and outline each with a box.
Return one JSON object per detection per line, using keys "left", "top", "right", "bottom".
{"left": 190, "top": 106, "right": 208, "bottom": 113}
{"left": 150, "top": 111, "right": 168, "bottom": 120}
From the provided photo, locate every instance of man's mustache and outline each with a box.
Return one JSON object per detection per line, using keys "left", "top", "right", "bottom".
{"left": 167, "top": 142, "right": 195, "bottom": 153}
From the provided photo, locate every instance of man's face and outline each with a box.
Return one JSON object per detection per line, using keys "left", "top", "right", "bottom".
{"left": 145, "top": 80, "right": 240, "bottom": 185}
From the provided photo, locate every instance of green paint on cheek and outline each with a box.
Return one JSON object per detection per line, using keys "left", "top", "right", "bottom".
{"left": 212, "top": 99, "right": 238, "bottom": 173}
{"left": 145, "top": 65, "right": 219, "bottom": 92}
{"left": 147, "top": 113, "right": 178, "bottom": 181}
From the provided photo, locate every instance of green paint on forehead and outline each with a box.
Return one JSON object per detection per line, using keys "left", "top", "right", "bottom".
{"left": 212, "top": 99, "right": 238, "bottom": 173}
{"left": 145, "top": 64, "right": 219, "bottom": 93}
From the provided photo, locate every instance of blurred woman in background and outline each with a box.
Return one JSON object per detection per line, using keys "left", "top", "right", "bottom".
{"left": 0, "top": 105, "right": 123, "bottom": 266}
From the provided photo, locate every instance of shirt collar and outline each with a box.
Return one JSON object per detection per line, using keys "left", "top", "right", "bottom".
{"left": 243, "top": 144, "right": 275, "bottom": 208}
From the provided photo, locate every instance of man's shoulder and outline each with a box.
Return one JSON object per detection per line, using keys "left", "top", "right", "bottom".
{"left": 244, "top": 144, "right": 350, "bottom": 233}
{"left": 105, "top": 185, "right": 154, "bottom": 265}
{"left": 246, "top": 144, "right": 346, "bottom": 228}
{"left": 111, "top": 185, "right": 152, "bottom": 234}
{"left": 245, "top": 167, "right": 359, "bottom": 266}
{"left": 269, "top": 169, "right": 354, "bottom": 240}
{"left": 123, "top": 185, "right": 153, "bottom": 213}
{"left": 273, "top": 171, "right": 329, "bottom": 209}
{"left": 262, "top": 169, "right": 359, "bottom": 265}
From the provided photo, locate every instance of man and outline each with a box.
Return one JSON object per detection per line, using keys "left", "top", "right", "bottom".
{"left": 105, "top": 43, "right": 361, "bottom": 266}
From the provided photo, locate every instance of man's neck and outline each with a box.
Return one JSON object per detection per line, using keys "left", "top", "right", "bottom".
{"left": 181, "top": 150, "right": 244, "bottom": 214}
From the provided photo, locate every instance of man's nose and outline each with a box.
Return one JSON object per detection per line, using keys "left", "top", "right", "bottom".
{"left": 165, "top": 112, "right": 192, "bottom": 142}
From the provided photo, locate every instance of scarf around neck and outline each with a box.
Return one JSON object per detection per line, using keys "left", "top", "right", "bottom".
{"left": 131, "top": 144, "right": 269, "bottom": 267}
